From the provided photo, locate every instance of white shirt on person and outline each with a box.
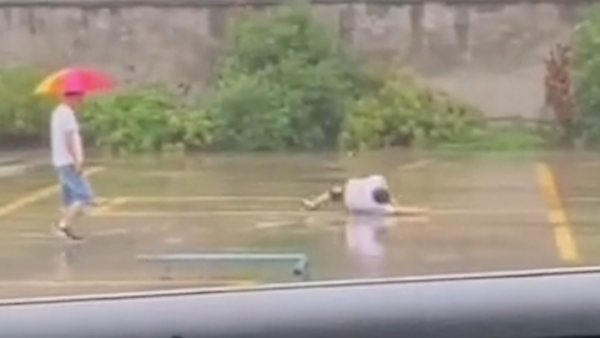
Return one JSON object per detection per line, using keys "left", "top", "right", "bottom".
{"left": 50, "top": 103, "right": 83, "bottom": 167}
{"left": 343, "top": 175, "right": 394, "bottom": 215}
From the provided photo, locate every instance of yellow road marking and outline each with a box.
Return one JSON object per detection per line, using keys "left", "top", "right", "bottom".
{"left": 0, "top": 279, "right": 256, "bottom": 287}
{"left": 0, "top": 166, "right": 105, "bottom": 218}
{"left": 535, "top": 162, "right": 580, "bottom": 262}
{"left": 90, "top": 197, "right": 131, "bottom": 216}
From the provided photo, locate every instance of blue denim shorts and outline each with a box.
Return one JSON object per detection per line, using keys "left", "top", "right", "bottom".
{"left": 55, "top": 164, "right": 94, "bottom": 207}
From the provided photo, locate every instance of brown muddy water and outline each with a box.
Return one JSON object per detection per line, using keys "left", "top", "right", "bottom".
{"left": 0, "top": 150, "right": 599, "bottom": 298}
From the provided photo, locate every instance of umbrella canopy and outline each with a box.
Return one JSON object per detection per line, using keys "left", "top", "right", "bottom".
{"left": 34, "top": 67, "right": 115, "bottom": 96}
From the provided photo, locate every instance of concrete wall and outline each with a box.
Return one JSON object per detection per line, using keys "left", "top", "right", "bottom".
{"left": 0, "top": 1, "right": 578, "bottom": 114}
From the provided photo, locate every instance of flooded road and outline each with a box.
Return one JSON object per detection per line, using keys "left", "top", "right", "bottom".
{"left": 0, "top": 150, "right": 596, "bottom": 298}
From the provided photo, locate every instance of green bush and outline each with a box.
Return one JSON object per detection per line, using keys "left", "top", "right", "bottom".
{"left": 177, "top": 109, "right": 214, "bottom": 151}
{"left": 340, "top": 69, "right": 484, "bottom": 151}
{"left": 84, "top": 88, "right": 212, "bottom": 154}
{"left": 205, "top": 4, "right": 353, "bottom": 151}
{"left": 0, "top": 66, "right": 51, "bottom": 145}
{"left": 572, "top": 5, "right": 600, "bottom": 145}
{"left": 437, "top": 125, "right": 549, "bottom": 152}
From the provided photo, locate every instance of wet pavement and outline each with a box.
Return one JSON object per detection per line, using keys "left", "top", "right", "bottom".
{"left": 0, "top": 150, "right": 598, "bottom": 299}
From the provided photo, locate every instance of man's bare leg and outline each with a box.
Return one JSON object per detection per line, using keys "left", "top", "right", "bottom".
{"left": 302, "top": 192, "right": 332, "bottom": 210}
{"left": 60, "top": 202, "right": 84, "bottom": 226}
{"left": 302, "top": 186, "right": 343, "bottom": 210}
{"left": 54, "top": 202, "right": 85, "bottom": 241}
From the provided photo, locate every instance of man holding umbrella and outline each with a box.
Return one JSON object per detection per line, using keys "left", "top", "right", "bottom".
{"left": 36, "top": 67, "right": 114, "bottom": 241}
{"left": 49, "top": 90, "right": 91, "bottom": 241}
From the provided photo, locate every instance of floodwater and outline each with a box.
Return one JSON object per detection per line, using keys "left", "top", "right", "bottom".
{"left": 0, "top": 150, "right": 598, "bottom": 299}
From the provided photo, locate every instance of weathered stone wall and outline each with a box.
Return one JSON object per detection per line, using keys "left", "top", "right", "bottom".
{"left": 0, "top": 2, "right": 572, "bottom": 79}
{"left": 0, "top": 1, "right": 579, "bottom": 114}
{"left": 0, "top": 5, "right": 224, "bottom": 95}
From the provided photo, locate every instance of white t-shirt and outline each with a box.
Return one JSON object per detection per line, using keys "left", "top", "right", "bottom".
{"left": 343, "top": 175, "right": 393, "bottom": 214}
{"left": 50, "top": 104, "right": 83, "bottom": 167}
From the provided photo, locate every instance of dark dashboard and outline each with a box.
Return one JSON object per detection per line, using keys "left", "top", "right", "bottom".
{"left": 1, "top": 266, "right": 599, "bottom": 338}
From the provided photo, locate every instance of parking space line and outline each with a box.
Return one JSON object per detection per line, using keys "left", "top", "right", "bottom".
{"left": 564, "top": 196, "right": 600, "bottom": 203}
{"left": 535, "top": 162, "right": 580, "bottom": 262}
{"left": 255, "top": 220, "right": 304, "bottom": 229}
{"left": 577, "top": 161, "right": 600, "bottom": 167}
{"left": 90, "top": 197, "right": 131, "bottom": 216}
{"left": 0, "top": 167, "right": 105, "bottom": 218}
{"left": 95, "top": 208, "right": 548, "bottom": 218}
{"left": 0, "top": 279, "right": 256, "bottom": 287}
{"left": 117, "top": 195, "right": 301, "bottom": 203}
{"left": 399, "top": 159, "right": 435, "bottom": 171}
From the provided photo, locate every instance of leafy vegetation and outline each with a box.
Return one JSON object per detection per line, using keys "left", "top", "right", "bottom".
{"left": 204, "top": 5, "right": 351, "bottom": 151}
{"left": 572, "top": 5, "right": 600, "bottom": 146}
{"left": 0, "top": 4, "right": 552, "bottom": 154}
{"left": 340, "top": 69, "right": 484, "bottom": 150}
{"left": 0, "top": 66, "right": 52, "bottom": 147}
{"left": 84, "top": 88, "right": 212, "bottom": 153}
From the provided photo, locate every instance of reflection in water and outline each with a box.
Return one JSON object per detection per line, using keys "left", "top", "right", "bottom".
{"left": 345, "top": 215, "right": 396, "bottom": 278}
{"left": 53, "top": 243, "right": 83, "bottom": 279}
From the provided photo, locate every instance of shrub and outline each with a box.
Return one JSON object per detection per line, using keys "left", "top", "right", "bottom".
{"left": 84, "top": 88, "right": 212, "bottom": 154}
{"left": 0, "top": 66, "right": 51, "bottom": 146}
{"left": 177, "top": 109, "right": 214, "bottom": 151}
{"left": 437, "top": 124, "right": 549, "bottom": 152}
{"left": 572, "top": 5, "right": 600, "bottom": 145}
{"left": 340, "top": 69, "right": 484, "bottom": 151}
{"left": 205, "top": 4, "right": 353, "bottom": 151}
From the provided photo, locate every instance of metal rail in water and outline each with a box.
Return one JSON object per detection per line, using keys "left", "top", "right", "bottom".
{"left": 136, "top": 252, "right": 311, "bottom": 281}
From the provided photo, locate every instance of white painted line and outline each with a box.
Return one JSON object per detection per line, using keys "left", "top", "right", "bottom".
{"left": 564, "top": 196, "right": 600, "bottom": 203}
{"left": 13, "top": 232, "right": 54, "bottom": 239}
{"left": 90, "top": 197, "right": 131, "bottom": 216}
{"left": 116, "top": 195, "right": 301, "bottom": 203}
{"left": 97, "top": 208, "right": 548, "bottom": 218}
{"left": 0, "top": 232, "right": 56, "bottom": 242}
{"left": 399, "top": 159, "right": 435, "bottom": 171}
{"left": 434, "top": 208, "right": 547, "bottom": 215}
{"left": 255, "top": 220, "right": 304, "bottom": 229}
{"left": 577, "top": 161, "right": 600, "bottom": 167}
{"left": 0, "top": 167, "right": 105, "bottom": 217}
{"left": 0, "top": 279, "right": 256, "bottom": 287}
{"left": 91, "top": 228, "right": 131, "bottom": 237}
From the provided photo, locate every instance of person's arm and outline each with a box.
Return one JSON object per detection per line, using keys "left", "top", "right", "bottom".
{"left": 390, "top": 205, "right": 429, "bottom": 216}
{"left": 384, "top": 199, "right": 428, "bottom": 216}
{"left": 388, "top": 190, "right": 428, "bottom": 215}
{"left": 61, "top": 111, "right": 83, "bottom": 172}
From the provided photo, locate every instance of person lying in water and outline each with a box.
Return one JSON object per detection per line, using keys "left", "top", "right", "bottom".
{"left": 302, "top": 175, "right": 428, "bottom": 215}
